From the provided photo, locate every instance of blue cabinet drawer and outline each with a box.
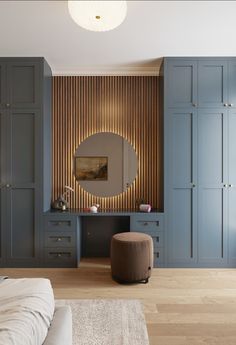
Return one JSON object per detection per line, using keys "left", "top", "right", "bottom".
{"left": 45, "top": 232, "right": 76, "bottom": 248}
{"left": 44, "top": 214, "right": 77, "bottom": 232}
{"left": 152, "top": 233, "right": 164, "bottom": 249}
{"left": 44, "top": 248, "right": 77, "bottom": 267}
{"left": 153, "top": 248, "right": 164, "bottom": 266}
{"left": 130, "top": 213, "right": 164, "bottom": 234}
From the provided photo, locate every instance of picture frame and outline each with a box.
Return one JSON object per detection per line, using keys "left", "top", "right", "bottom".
{"left": 75, "top": 156, "right": 108, "bottom": 181}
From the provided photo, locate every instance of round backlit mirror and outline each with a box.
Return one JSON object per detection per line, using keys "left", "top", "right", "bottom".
{"left": 74, "top": 132, "right": 138, "bottom": 197}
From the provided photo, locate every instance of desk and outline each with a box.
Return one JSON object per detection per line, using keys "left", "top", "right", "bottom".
{"left": 43, "top": 210, "right": 164, "bottom": 267}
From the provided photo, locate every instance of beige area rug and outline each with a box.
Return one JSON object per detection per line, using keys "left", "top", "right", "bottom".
{"left": 56, "top": 299, "right": 149, "bottom": 345}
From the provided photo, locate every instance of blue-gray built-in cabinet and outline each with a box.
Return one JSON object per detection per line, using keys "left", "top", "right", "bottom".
{"left": 0, "top": 58, "right": 52, "bottom": 267}
{"left": 161, "top": 57, "right": 236, "bottom": 267}
{"left": 3, "top": 56, "right": 236, "bottom": 268}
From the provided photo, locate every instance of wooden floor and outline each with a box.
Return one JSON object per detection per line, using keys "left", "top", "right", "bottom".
{"left": 1, "top": 259, "right": 236, "bottom": 345}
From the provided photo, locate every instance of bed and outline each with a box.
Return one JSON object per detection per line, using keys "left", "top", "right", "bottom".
{"left": 0, "top": 278, "right": 72, "bottom": 345}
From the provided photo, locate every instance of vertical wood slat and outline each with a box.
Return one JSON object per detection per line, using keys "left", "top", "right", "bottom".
{"left": 52, "top": 76, "right": 161, "bottom": 210}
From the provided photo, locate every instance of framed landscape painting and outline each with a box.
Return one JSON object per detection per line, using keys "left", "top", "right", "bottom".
{"left": 75, "top": 156, "right": 108, "bottom": 181}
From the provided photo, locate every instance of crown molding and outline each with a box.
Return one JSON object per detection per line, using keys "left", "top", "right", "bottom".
{"left": 52, "top": 65, "right": 160, "bottom": 76}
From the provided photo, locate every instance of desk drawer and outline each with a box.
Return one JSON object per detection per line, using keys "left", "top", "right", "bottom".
{"left": 152, "top": 233, "right": 164, "bottom": 249}
{"left": 153, "top": 248, "right": 164, "bottom": 266}
{"left": 44, "top": 215, "right": 76, "bottom": 232}
{"left": 45, "top": 232, "right": 76, "bottom": 248}
{"left": 130, "top": 214, "right": 164, "bottom": 234}
{"left": 44, "top": 248, "right": 76, "bottom": 267}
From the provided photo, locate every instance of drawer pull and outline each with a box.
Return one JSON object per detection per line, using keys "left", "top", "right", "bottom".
{"left": 49, "top": 252, "right": 72, "bottom": 258}
{"left": 57, "top": 237, "right": 62, "bottom": 242}
{"left": 156, "top": 237, "right": 159, "bottom": 243}
{"left": 138, "top": 220, "right": 160, "bottom": 227}
{"left": 49, "top": 221, "right": 71, "bottom": 227}
{"left": 156, "top": 252, "right": 159, "bottom": 258}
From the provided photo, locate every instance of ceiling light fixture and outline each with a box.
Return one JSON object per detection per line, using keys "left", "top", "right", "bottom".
{"left": 68, "top": 1, "right": 127, "bottom": 32}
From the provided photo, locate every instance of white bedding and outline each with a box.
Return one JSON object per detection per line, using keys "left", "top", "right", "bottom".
{"left": 0, "top": 278, "right": 55, "bottom": 345}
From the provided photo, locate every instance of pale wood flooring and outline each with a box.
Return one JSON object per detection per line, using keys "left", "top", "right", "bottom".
{"left": 1, "top": 259, "right": 236, "bottom": 345}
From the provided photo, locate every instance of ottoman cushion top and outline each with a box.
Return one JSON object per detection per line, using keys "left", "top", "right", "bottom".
{"left": 113, "top": 232, "right": 151, "bottom": 243}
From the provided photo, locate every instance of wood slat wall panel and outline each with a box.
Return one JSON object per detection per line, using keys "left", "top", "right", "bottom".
{"left": 52, "top": 76, "right": 161, "bottom": 210}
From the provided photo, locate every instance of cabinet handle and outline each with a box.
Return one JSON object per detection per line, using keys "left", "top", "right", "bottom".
{"left": 192, "top": 103, "right": 197, "bottom": 107}
{"left": 6, "top": 103, "right": 10, "bottom": 108}
{"left": 192, "top": 183, "right": 196, "bottom": 188}
{"left": 57, "top": 253, "right": 62, "bottom": 257}
{"left": 229, "top": 184, "right": 234, "bottom": 187}
{"left": 224, "top": 184, "right": 228, "bottom": 188}
{"left": 6, "top": 184, "right": 11, "bottom": 188}
{"left": 57, "top": 237, "right": 62, "bottom": 242}
{"left": 143, "top": 222, "right": 148, "bottom": 226}
{"left": 229, "top": 103, "right": 234, "bottom": 107}
{"left": 224, "top": 103, "right": 228, "bottom": 107}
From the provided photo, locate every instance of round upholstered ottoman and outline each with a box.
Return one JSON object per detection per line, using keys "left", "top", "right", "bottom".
{"left": 110, "top": 232, "right": 153, "bottom": 284}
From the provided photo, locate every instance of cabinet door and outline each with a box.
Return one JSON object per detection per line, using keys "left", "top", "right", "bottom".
{"left": 7, "top": 61, "right": 40, "bottom": 109}
{"left": 198, "top": 110, "right": 228, "bottom": 265}
{"left": 6, "top": 110, "right": 40, "bottom": 266}
{"left": 0, "top": 63, "right": 7, "bottom": 110}
{"left": 167, "top": 109, "right": 197, "bottom": 265}
{"left": 228, "top": 109, "right": 236, "bottom": 265}
{"left": 198, "top": 60, "right": 227, "bottom": 108}
{"left": 166, "top": 59, "right": 197, "bottom": 108}
{"left": 228, "top": 61, "right": 236, "bottom": 108}
{"left": 0, "top": 110, "right": 7, "bottom": 266}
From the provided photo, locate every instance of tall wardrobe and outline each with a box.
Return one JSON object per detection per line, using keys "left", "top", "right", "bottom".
{"left": 162, "top": 57, "right": 236, "bottom": 267}
{"left": 0, "top": 58, "right": 51, "bottom": 267}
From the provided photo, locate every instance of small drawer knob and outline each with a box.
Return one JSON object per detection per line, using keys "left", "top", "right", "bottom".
{"left": 57, "top": 237, "right": 62, "bottom": 242}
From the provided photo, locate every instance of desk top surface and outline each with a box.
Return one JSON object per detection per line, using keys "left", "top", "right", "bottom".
{"left": 45, "top": 208, "right": 164, "bottom": 216}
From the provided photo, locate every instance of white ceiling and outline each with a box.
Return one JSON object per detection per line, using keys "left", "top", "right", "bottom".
{"left": 0, "top": 1, "right": 236, "bottom": 75}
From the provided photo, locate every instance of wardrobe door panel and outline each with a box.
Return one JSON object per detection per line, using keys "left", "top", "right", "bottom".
{"left": 166, "top": 60, "right": 197, "bottom": 108}
{"left": 0, "top": 63, "right": 7, "bottom": 109}
{"left": 198, "top": 110, "right": 227, "bottom": 264}
{"left": 198, "top": 189, "right": 226, "bottom": 262}
{"left": 228, "top": 109, "right": 236, "bottom": 264}
{"left": 0, "top": 110, "right": 7, "bottom": 266}
{"left": 228, "top": 61, "right": 236, "bottom": 108}
{"left": 198, "top": 60, "right": 227, "bottom": 108}
{"left": 167, "top": 110, "right": 197, "bottom": 264}
{"left": 11, "top": 112, "right": 35, "bottom": 184}
{"left": 8, "top": 189, "right": 35, "bottom": 259}
{"left": 6, "top": 109, "right": 40, "bottom": 265}
{"left": 8, "top": 61, "right": 40, "bottom": 109}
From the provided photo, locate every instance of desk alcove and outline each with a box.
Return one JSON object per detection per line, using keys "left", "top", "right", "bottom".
{"left": 43, "top": 210, "right": 164, "bottom": 268}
